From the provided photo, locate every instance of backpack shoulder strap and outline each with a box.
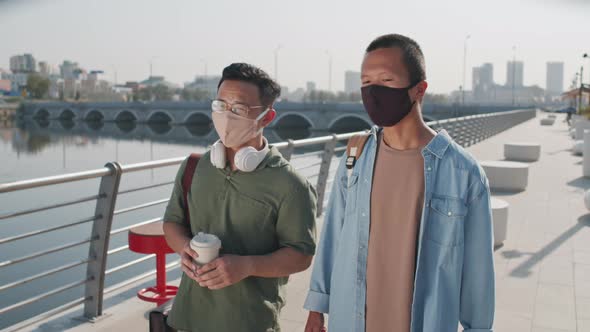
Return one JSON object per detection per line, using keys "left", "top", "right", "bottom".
{"left": 182, "top": 153, "right": 201, "bottom": 229}
{"left": 345, "top": 132, "right": 371, "bottom": 170}
{"left": 344, "top": 132, "right": 371, "bottom": 185}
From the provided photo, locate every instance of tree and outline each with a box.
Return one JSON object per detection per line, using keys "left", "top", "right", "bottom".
{"left": 26, "top": 74, "right": 50, "bottom": 99}
{"left": 153, "top": 84, "right": 172, "bottom": 101}
{"left": 181, "top": 88, "right": 210, "bottom": 101}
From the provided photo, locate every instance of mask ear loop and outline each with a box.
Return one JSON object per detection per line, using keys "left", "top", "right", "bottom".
{"left": 407, "top": 81, "right": 422, "bottom": 109}
{"left": 254, "top": 108, "right": 271, "bottom": 135}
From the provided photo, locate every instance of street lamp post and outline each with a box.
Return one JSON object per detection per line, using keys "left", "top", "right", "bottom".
{"left": 462, "top": 35, "right": 471, "bottom": 107}
{"left": 325, "top": 50, "right": 332, "bottom": 92}
{"left": 149, "top": 56, "right": 158, "bottom": 78}
{"left": 582, "top": 53, "right": 589, "bottom": 113}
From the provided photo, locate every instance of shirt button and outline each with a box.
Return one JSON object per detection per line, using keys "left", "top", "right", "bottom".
{"left": 448, "top": 211, "right": 452, "bottom": 216}
{"left": 361, "top": 213, "right": 366, "bottom": 217}
{"left": 427, "top": 167, "right": 432, "bottom": 171}
{"left": 226, "top": 176, "right": 230, "bottom": 180}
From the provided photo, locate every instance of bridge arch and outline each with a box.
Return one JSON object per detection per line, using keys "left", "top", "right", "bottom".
{"left": 274, "top": 113, "right": 314, "bottom": 130}
{"left": 85, "top": 109, "right": 104, "bottom": 122}
{"left": 183, "top": 112, "right": 212, "bottom": 125}
{"left": 59, "top": 109, "right": 76, "bottom": 120}
{"left": 33, "top": 109, "right": 50, "bottom": 119}
{"left": 328, "top": 115, "right": 372, "bottom": 133}
{"left": 147, "top": 111, "right": 173, "bottom": 124}
{"left": 148, "top": 122, "right": 173, "bottom": 135}
{"left": 59, "top": 118, "right": 75, "bottom": 130}
{"left": 114, "top": 110, "right": 138, "bottom": 122}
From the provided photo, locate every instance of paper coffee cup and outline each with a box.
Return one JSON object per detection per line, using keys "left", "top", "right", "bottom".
{"left": 190, "top": 232, "right": 221, "bottom": 265}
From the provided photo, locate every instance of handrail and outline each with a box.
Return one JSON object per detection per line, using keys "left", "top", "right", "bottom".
{"left": 0, "top": 278, "right": 93, "bottom": 315}
{"left": 0, "top": 258, "right": 93, "bottom": 293}
{"left": 0, "top": 108, "right": 537, "bottom": 328}
{"left": 112, "top": 198, "right": 169, "bottom": 215}
{"left": 0, "top": 168, "right": 111, "bottom": 193}
{"left": 0, "top": 214, "right": 100, "bottom": 244}
{"left": 0, "top": 194, "right": 104, "bottom": 220}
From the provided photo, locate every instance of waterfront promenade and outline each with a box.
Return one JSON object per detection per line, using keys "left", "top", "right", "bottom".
{"left": 9, "top": 112, "right": 590, "bottom": 332}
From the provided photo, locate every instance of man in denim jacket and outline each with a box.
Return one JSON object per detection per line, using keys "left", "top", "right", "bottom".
{"left": 304, "top": 34, "right": 495, "bottom": 332}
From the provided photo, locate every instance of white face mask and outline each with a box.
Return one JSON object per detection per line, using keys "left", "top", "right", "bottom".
{"left": 212, "top": 109, "right": 269, "bottom": 148}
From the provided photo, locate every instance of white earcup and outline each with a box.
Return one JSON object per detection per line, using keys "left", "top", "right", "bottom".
{"left": 234, "top": 138, "right": 270, "bottom": 172}
{"left": 210, "top": 140, "right": 226, "bottom": 169}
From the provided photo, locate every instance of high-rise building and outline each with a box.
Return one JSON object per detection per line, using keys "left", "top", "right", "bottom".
{"left": 38, "top": 61, "right": 51, "bottom": 76}
{"left": 306, "top": 81, "right": 316, "bottom": 92}
{"left": 344, "top": 71, "right": 361, "bottom": 94}
{"left": 546, "top": 62, "right": 564, "bottom": 94}
{"left": 9, "top": 54, "right": 36, "bottom": 73}
{"left": 472, "top": 63, "right": 494, "bottom": 101}
{"left": 506, "top": 61, "right": 524, "bottom": 88}
{"left": 60, "top": 60, "right": 81, "bottom": 79}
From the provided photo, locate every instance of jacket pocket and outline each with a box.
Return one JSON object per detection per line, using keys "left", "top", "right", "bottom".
{"left": 426, "top": 196, "right": 467, "bottom": 247}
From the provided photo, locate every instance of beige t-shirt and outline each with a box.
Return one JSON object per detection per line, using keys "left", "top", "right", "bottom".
{"left": 365, "top": 134, "right": 425, "bottom": 332}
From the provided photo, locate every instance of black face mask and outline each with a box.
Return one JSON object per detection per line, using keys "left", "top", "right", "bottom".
{"left": 361, "top": 83, "right": 417, "bottom": 127}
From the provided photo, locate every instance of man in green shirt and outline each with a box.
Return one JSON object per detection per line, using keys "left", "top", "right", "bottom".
{"left": 163, "top": 63, "right": 317, "bottom": 332}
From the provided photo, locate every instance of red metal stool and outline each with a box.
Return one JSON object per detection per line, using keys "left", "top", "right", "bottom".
{"left": 128, "top": 221, "right": 178, "bottom": 306}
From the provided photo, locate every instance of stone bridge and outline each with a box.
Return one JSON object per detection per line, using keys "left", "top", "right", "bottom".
{"left": 21, "top": 101, "right": 526, "bottom": 132}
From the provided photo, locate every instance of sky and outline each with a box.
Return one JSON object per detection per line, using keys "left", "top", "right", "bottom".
{"left": 0, "top": 0, "right": 589, "bottom": 94}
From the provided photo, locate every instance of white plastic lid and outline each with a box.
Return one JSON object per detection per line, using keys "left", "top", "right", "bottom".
{"left": 190, "top": 232, "right": 221, "bottom": 249}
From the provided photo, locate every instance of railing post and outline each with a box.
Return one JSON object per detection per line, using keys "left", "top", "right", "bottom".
{"left": 282, "top": 139, "right": 295, "bottom": 161}
{"left": 315, "top": 135, "right": 338, "bottom": 217}
{"left": 83, "top": 162, "right": 122, "bottom": 320}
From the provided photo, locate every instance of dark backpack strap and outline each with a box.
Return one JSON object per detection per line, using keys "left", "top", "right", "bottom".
{"left": 182, "top": 153, "right": 201, "bottom": 229}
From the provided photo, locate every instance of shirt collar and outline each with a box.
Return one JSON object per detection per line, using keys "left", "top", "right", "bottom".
{"left": 371, "top": 126, "right": 451, "bottom": 159}
{"left": 423, "top": 129, "right": 452, "bottom": 159}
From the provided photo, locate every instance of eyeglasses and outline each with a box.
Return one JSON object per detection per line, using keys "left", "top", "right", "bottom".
{"left": 211, "top": 99, "right": 268, "bottom": 118}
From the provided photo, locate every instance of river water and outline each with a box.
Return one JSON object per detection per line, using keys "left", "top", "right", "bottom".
{"left": 0, "top": 118, "right": 345, "bottom": 329}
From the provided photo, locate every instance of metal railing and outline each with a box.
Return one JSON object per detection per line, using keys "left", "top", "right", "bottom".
{"left": 0, "top": 108, "right": 536, "bottom": 330}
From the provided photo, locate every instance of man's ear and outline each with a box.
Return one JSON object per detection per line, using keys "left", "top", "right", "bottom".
{"left": 262, "top": 108, "right": 277, "bottom": 127}
{"left": 413, "top": 81, "right": 428, "bottom": 102}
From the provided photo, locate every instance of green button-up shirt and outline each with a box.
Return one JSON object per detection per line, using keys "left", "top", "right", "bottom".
{"left": 163, "top": 145, "right": 317, "bottom": 332}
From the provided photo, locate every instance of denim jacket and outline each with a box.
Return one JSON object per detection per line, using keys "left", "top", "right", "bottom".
{"left": 304, "top": 127, "right": 495, "bottom": 332}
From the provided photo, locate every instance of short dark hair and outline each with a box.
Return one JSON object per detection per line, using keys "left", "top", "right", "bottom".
{"left": 365, "top": 34, "right": 426, "bottom": 85}
{"left": 217, "top": 63, "right": 281, "bottom": 106}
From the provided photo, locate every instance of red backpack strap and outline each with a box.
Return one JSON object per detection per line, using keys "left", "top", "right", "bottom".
{"left": 182, "top": 153, "right": 201, "bottom": 229}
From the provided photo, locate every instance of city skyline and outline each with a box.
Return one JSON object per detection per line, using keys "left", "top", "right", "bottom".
{"left": 1, "top": 0, "right": 588, "bottom": 94}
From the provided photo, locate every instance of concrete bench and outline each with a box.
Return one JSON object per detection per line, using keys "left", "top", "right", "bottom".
{"left": 481, "top": 161, "right": 529, "bottom": 191}
{"left": 491, "top": 197, "right": 509, "bottom": 247}
{"left": 504, "top": 142, "right": 541, "bottom": 162}
{"left": 575, "top": 120, "right": 590, "bottom": 139}
{"left": 573, "top": 140, "right": 584, "bottom": 156}
{"left": 540, "top": 118, "right": 555, "bottom": 126}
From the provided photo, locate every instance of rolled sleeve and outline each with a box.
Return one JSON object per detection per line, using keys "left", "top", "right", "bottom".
{"left": 304, "top": 289, "right": 330, "bottom": 314}
{"left": 276, "top": 180, "right": 318, "bottom": 256}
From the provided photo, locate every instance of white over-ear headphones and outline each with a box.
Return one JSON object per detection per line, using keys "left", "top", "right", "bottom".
{"left": 210, "top": 138, "right": 270, "bottom": 172}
